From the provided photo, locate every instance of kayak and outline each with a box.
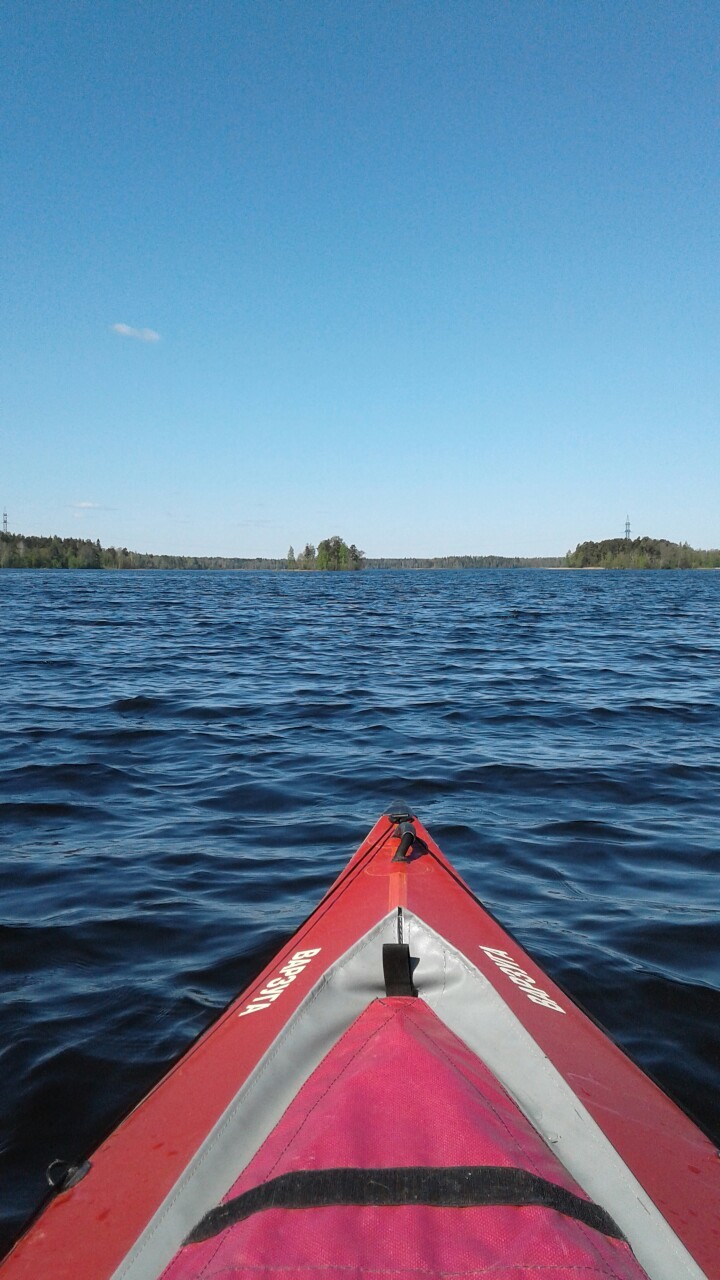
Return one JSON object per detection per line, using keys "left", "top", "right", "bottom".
{"left": 3, "top": 808, "right": 719, "bottom": 1280}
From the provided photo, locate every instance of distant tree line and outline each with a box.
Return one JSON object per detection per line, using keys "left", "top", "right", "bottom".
{"left": 566, "top": 537, "right": 720, "bottom": 569}
{"left": 365, "top": 555, "right": 564, "bottom": 569}
{"left": 0, "top": 533, "right": 287, "bottom": 570}
{"left": 0, "top": 533, "right": 563, "bottom": 571}
{"left": 287, "top": 537, "right": 365, "bottom": 570}
{"left": 12, "top": 530, "right": 716, "bottom": 573}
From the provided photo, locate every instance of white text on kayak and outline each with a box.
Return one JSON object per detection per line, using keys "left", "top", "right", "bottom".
{"left": 480, "top": 946, "right": 565, "bottom": 1013}
{"left": 238, "top": 949, "right": 322, "bottom": 1016}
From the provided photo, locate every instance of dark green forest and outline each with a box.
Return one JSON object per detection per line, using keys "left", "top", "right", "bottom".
{"left": 0, "top": 533, "right": 287, "bottom": 570}
{"left": 0, "top": 532, "right": 559, "bottom": 570}
{"left": 566, "top": 537, "right": 720, "bottom": 569}
{"left": 3, "top": 530, "right": 719, "bottom": 571}
{"left": 367, "top": 555, "right": 563, "bottom": 568}
{"left": 0, "top": 532, "right": 364, "bottom": 570}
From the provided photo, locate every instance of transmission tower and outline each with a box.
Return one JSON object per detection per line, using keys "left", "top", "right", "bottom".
{"left": 2, "top": 510, "right": 6, "bottom": 534}
{"left": 624, "top": 515, "right": 631, "bottom": 542}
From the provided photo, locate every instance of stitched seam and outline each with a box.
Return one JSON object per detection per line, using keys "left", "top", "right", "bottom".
{"left": 402, "top": 1003, "right": 545, "bottom": 1179}
{"left": 121, "top": 916, "right": 396, "bottom": 1279}
{"left": 405, "top": 928, "right": 619, "bottom": 1273}
{"left": 200, "top": 1263, "right": 632, "bottom": 1277}
{"left": 401, "top": 1004, "right": 620, "bottom": 1274}
{"left": 263, "top": 1004, "right": 399, "bottom": 1181}
{"left": 405, "top": 915, "right": 698, "bottom": 1278}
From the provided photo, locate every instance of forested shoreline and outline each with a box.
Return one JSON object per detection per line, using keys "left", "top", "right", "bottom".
{"left": 0, "top": 533, "right": 287, "bottom": 570}
{"left": 0, "top": 532, "right": 562, "bottom": 570}
{"left": 2, "top": 531, "right": 718, "bottom": 571}
{"left": 367, "top": 555, "right": 564, "bottom": 568}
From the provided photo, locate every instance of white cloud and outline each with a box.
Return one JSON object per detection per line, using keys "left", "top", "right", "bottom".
{"left": 112, "top": 323, "right": 160, "bottom": 342}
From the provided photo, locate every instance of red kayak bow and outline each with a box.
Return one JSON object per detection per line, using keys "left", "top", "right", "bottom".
{"left": 3, "top": 810, "right": 718, "bottom": 1280}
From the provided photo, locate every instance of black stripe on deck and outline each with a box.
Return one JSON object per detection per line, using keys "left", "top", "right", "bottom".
{"left": 185, "top": 1165, "right": 626, "bottom": 1244}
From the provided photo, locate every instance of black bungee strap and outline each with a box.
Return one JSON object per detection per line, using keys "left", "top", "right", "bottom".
{"left": 185, "top": 1165, "right": 625, "bottom": 1245}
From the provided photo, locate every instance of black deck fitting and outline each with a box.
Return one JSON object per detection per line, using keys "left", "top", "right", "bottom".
{"left": 386, "top": 801, "right": 415, "bottom": 824}
{"left": 383, "top": 943, "right": 418, "bottom": 997}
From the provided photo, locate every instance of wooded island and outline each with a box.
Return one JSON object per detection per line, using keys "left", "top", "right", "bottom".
{"left": 566, "top": 537, "right": 720, "bottom": 569}
{"left": 288, "top": 537, "right": 365, "bottom": 570}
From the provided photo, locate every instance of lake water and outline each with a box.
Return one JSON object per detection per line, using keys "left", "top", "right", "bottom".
{"left": 2, "top": 567, "right": 719, "bottom": 1251}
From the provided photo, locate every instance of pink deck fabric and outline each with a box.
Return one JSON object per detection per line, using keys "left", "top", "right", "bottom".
{"left": 163, "top": 997, "right": 649, "bottom": 1279}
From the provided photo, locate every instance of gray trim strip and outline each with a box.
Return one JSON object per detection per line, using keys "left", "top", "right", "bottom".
{"left": 404, "top": 910, "right": 707, "bottom": 1280}
{"left": 111, "top": 914, "right": 398, "bottom": 1280}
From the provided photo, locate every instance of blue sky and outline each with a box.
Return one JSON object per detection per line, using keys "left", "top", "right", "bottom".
{"left": 3, "top": 1, "right": 718, "bottom": 557}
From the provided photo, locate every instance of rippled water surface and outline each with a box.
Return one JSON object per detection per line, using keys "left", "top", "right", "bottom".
{"left": 2, "top": 568, "right": 719, "bottom": 1250}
